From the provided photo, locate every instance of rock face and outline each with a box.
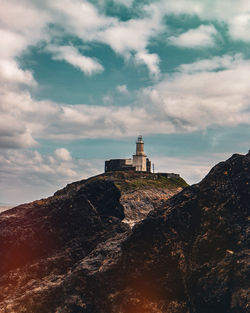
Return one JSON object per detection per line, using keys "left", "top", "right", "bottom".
{"left": 0, "top": 155, "right": 249, "bottom": 313}
{"left": 0, "top": 179, "right": 128, "bottom": 312}
{"left": 116, "top": 153, "right": 250, "bottom": 313}
{"left": 121, "top": 188, "right": 180, "bottom": 227}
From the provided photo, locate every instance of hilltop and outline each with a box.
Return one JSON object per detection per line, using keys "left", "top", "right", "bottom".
{"left": 54, "top": 171, "right": 188, "bottom": 227}
{"left": 0, "top": 155, "right": 249, "bottom": 312}
{"left": 54, "top": 171, "right": 188, "bottom": 195}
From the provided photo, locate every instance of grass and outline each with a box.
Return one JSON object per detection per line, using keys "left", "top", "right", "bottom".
{"left": 113, "top": 173, "right": 189, "bottom": 192}
{"left": 53, "top": 171, "right": 189, "bottom": 197}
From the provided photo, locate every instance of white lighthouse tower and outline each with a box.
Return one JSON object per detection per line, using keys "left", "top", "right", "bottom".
{"left": 132, "top": 135, "right": 147, "bottom": 171}
{"left": 105, "top": 135, "right": 151, "bottom": 173}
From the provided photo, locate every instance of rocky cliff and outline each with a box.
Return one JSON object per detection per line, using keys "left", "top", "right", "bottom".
{"left": 0, "top": 156, "right": 249, "bottom": 313}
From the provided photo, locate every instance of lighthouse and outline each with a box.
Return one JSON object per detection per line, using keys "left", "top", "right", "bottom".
{"left": 133, "top": 135, "right": 147, "bottom": 171}
{"left": 135, "top": 135, "right": 146, "bottom": 156}
{"left": 104, "top": 135, "right": 151, "bottom": 172}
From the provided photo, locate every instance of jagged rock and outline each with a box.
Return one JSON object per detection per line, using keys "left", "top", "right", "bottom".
{"left": 0, "top": 155, "right": 249, "bottom": 313}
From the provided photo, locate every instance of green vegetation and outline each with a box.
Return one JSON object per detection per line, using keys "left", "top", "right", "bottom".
{"left": 53, "top": 171, "right": 189, "bottom": 197}
{"left": 110, "top": 172, "right": 189, "bottom": 192}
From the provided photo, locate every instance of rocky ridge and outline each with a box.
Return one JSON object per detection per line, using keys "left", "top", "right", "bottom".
{"left": 0, "top": 155, "right": 249, "bottom": 313}
{"left": 0, "top": 172, "right": 185, "bottom": 312}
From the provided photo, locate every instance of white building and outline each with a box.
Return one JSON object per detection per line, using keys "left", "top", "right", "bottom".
{"left": 105, "top": 136, "right": 151, "bottom": 172}
{"left": 132, "top": 135, "right": 147, "bottom": 171}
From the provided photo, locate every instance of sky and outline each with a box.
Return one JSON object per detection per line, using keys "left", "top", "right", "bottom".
{"left": 1, "top": 0, "right": 250, "bottom": 203}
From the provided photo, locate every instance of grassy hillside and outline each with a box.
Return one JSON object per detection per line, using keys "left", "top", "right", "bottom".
{"left": 54, "top": 171, "right": 189, "bottom": 198}
{"left": 95, "top": 171, "right": 189, "bottom": 192}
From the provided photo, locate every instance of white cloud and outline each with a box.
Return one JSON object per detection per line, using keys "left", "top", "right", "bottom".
{"left": 0, "top": 149, "right": 103, "bottom": 203}
{"left": 1, "top": 1, "right": 250, "bottom": 206}
{"left": 1, "top": 0, "right": 250, "bottom": 91}
{"left": 0, "top": 116, "right": 37, "bottom": 148}
{"left": 140, "top": 55, "right": 250, "bottom": 132}
{"left": 113, "top": 0, "right": 134, "bottom": 7}
{"left": 229, "top": 13, "right": 250, "bottom": 42}
{"left": 47, "top": 45, "right": 104, "bottom": 75}
{"left": 152, "top": 152, "right": 231, "bottom": 185}
{"left": 2, "top": 0, "right": 250, "bottom": 205}
{"left": 55, "top": 148, "right": 72, "bottom": 161}
{"left": 0, "top": 0, "right": 164, "bottom": 77}
{"left": 117, "top": 84, "right": 129, "bottom": 94}
{"left": 0, "top": 1, "right": 49, "bottom": 34}
{"left": 178, "top": 54, "right": 243, "bottom": 73}
{"left": 0, "top": 1, "right": 49, "bottom": 62}
{"left": 169, "top": 25, "right": 218, "bottom": 48}
{"left": 54, "top": 104, "right": 168, "bottom": 139}
{"left": 49, "top": 0, "right": 113, "bottom": 40}
{"left": 102, "top": 94, "right": 113, "bottom": 105}
{"left": 0, "top": 29, "right": 28, "bottom": 59}
{"left": 0, "top": 1, "right": 50, "bottom": 151}
{"left": 0, "top": 85, "right": 168, "bottom": 147}
{"left": 0, "top": 87, "right": 57, "bottom": 149}
{"left": 0, "top": 0, "right": 162, "bottom": 152}
{"left": 158, "top": 0, "right": 249, "bottom": 23}
{"left": 1, "top": 4, "right": 250, "bottom": 137}
{"left": 1, "top": 55, "right": 250, "bottom": 148}
{"left": 4, "top": 0, "right": 250, "bottom": 85}
{"left": 43, "top": 0, "right": 250, "bottom": 47}
{"left": 99, "top": 19, "right": 151, "bottom": 54}
{"left": 0, "top": 147, "right": 232, "bottom": 203}
{"left": 156, "top": 0, "right": 204, "bottom": 16}
{"left": 0, "top": 59, "right": 36, "bottom": 87}
{"left": 157, "top": 0, "right": 250, "bottom": 43}
{"left": 135, "top": 51, "right": 160, "bottom": 77}
{"left": 48, "top": 0, "right": 163, "bottom": 75}
{"left": 98, "top": 5, "right": 163, "bottom": 75}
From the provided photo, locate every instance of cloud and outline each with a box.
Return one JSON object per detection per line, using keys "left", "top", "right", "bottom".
{"left": 0, "top": 1, "right": 49, "bottom": 34}
{"left": 135, "top": 51, "right": 160, "bottom": 77}
{"left": 0, "top": 1, "right": 49, "bottom": 151}
{"left": 156, "top": 0, "right": 203, "bottom": 16}
{"left": 98, "top": 5, "right": 163, "bottom": 75}
{"left": 47, "top": 45, "right": 104, "bottom": 75}
{"left": 169, "top": 25, "right": 218, "bottom": 48}
{"left": 229, "top": 13, "right": 250, "bottom": 42}
{"left": 1, "top": 2, "right": 250, "bottom": 141}
{"left": 0, "top": 87, "right": 57, "bottom": 149}
{"left": 52, "top": 104, "right": 168, "bottom": 139}
{"left": 0, "top": 147, "right": 231, "bottom": 203}
{"left": 3, "top": 0, "right": 250, "bottom": 84}
{"left": 55, "top": 148, "right": 72, "bottom": 161}
{"left": 0, "top": 85, "right": 168, "bottom": 147}
{"left": 0, "top": 59, "right": 36, "bottom": 87}
{"left": 99, "top": 18, "right": 154, "bottom": 54}
{"left": 2, "top": 0, "right": 250, "bottom": 204}
{"left": 158, "top": 0, "right": 250, "bottom": 43}
{"left": 1, "top": 0, "right": 250, "bottom": 89}
{"left": 49, "top": 0, "right": 163, "bottom": 75}
{"left": 44, "top": 0, "right": 250, "bottom": 47}
{"left": 0, "top": 117, "right": 37, "bottom": 149}
{"left": 0, "top": 1, "right": 49, "bottom": 62}
{"left": 0, "top": 29, "right": 28, "bottom": 59}
{"left": 116, "top": 84, "right": 129, "bottom": 94}
{"left": 0, "top": 0, "right": 164, "bottom": 78}
{"left": 49, "top": 0, "right": 113, "bottom": 40}
{"left": 1, "top": 54, "right": 250, "bottom": 149}
{"left": 157, "top": 0, "right": 248, "bottom": 23}
{"left": 0, "top": 148, "right": 103, "bottom": 203}
{"left": 102, "top": 94, "right": 113, "bottom": 105}
{"left": 177, "top": 54, "right": 243, "bottom": 73}
{"left": 152, "top": 152, "right": 231, "bottom": 185}
{"left": 113, "top": 0, "right": 134, "bottom": 7}
{"left": 140, "top": 55, "right": 250, "bottom": 132}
